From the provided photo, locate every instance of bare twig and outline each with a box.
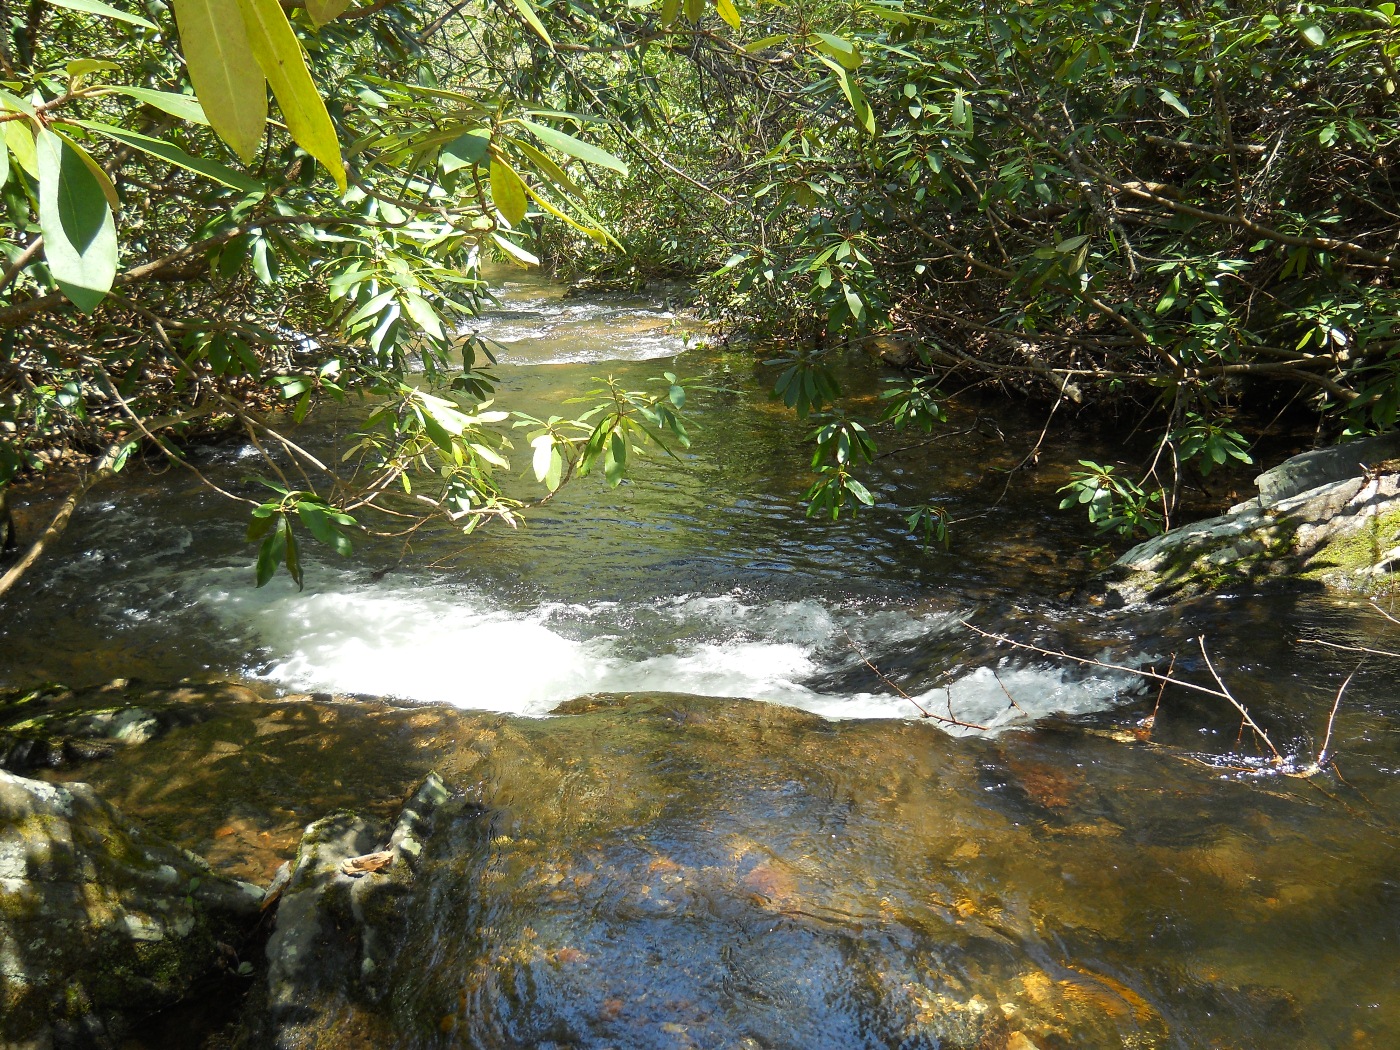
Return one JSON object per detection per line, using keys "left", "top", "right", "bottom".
{"left": 1369, "top": 601, "right": 1400, "bottom": 628}
{"left": 1298, "top": 638, "right": 1400, "bottom": 660}
{"left": 1314, "top": 661, "right": 1363, "bottom": 770}
{"left": 840, "top": 626, "right": 990, "bottom": 729}
{"left": 1197, "top": 636, "right": 1282, "bottom": 764}
{"left": 960, "top": 620, "right": 1354, "bottom": 779}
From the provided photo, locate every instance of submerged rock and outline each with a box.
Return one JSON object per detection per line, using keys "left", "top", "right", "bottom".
{"left": 233, "top": 700, "right": 1168, "bottom": 1050}
{"left": 0, "top": 770, "right": 264, "bottom": 1049}
{"left": 1088, "top": 439, "right": 1400, "bottom": 604}
{"left": 0, "top": 681, "right": 245, "bottom": 773}
{"left": 27, "top": 686, "right": 1396, "bottom": 1048}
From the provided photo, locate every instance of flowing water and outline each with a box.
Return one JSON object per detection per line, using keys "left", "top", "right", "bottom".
{"left": 4, "top": 270, "right": 1400, "bottom": 1047}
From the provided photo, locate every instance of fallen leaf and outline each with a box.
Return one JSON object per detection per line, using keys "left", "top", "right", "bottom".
{"left": 341, "top": 850, "right": 393, "bottom": 876}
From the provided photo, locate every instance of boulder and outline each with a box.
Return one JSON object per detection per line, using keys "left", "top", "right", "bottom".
{"left": 0, "top": 770, "right": 264, "bottom": 1049}
{"left": 1255, "top": 431, "right": 1400, "bottom": 508}
{"left": 1087, "top": 454, "right": 1400, "bottom": 605}
{"left": 242, "top": 774, "right": 452, "bottom": 1049}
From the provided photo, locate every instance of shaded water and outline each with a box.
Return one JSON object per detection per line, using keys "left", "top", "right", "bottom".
{"left": 5, "top": 270, "right": 1400, "bottom": 1046}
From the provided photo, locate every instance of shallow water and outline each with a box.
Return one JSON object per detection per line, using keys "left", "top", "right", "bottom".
{"left": 6, "top": 269, "right": 1400, "bottom": 1047}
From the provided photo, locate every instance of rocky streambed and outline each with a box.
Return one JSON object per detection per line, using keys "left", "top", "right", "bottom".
{"left": 5, "top": 677, "right": 1400, "bottom": 1049}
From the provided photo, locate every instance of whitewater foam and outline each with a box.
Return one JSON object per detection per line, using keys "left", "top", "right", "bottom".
{"left": 199, "top": 573, "right": 1139, "bottom": 731}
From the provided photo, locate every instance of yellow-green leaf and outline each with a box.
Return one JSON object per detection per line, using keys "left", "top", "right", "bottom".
{"left": 44, "top": 0, "right": 156, "bottom": 30}
{"left": 715, "top": 0, "right": 740, "bottom": 30}
{"left": 683, "top": 0, "right": 704, "bottom": 23}
{"left": 105, "top": 86, "right": 209, "bottom": 126}
{"left": 306, "top": 0, "right": 352, "bottom": 25}
{"left": 812, "top": 31, "right": 862, "bottom": 70}
{"left": 522, "top": 181, "right": 616, "bottom": 247}
{"left": 743, "top": 34, "right": 787, "bottom": 53}
{"left": 401, "top": 290, "right": 444, "bottom": 340}
{"left": 818, "top": 54, "right": 876, "bottom": 135}
{"left": 66, "top": 59, "right": 123, "bottom": 79}
{"left": 71, "top": 119, "right": 264, "bottom": 193}
{"left": 512, "top": 139, "right": 582, "bottom": 196}
{"left": 36, "top": 129, "right": 118, "bottom": 313}
{"left": 490, "top": 156, "right": 528, "bottom": 228}
{"left": 660, "top": 0, "right": 679, "bottom": 26}
{"left": 234, "top": 0, "right": 347, "bottom": 190}
{"left": 492, "top": 231, "right": 540, "bottom": 266}
{"left": 173, "top": 0, "right": 266, "bottom": 162}
{"left": 502, "top": 0, "right": 554, "bottom": 49}
{"left": 515, "top": 118, "right": 628, "bottom": 175}
{"left": 2, "top": 120, "right": 39, "bottom": 178}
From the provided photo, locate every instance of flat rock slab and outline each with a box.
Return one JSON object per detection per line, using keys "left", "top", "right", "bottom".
{"left": 1256, "top": 431, "right": 1400, "bottom": 508}
{"left": 1088, "top": 445, "right": 1400, "bottom": 605}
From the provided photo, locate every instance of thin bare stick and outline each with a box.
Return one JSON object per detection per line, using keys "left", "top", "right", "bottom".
{"left": 96, "top": 369, "right": 250, "bottom": 506}
{"left": 960, "top": 620, "right": 1233, "bottom": 702}
{"left": 1299, "top": 638, "right": 1400, "bottom": 660}
{"left": 1197, "top": 637, "right": 1282, "bottom": 763}
{"left": 1141, "top": 653, "right": 1175, "bottom": 736}
{"left": 1315, "top": 661, "right": 1363, "bottom": 770}
{"left": 841, "top": 626, "right": 990, "bottom": 730}
{"left": 990, "top": 668, "right": 1025, "bottom": 714}
{"left": 1369, "top": 601, "right": 1400, "bottom": 628}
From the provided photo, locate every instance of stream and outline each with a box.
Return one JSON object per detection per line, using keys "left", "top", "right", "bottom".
{"left": 4, "top": 271, "right": 1400, "bottom": 1047}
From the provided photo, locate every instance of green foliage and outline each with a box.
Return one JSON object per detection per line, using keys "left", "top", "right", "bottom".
{"left": 0, "top": 0, "right": 706, "bottom": 584}
{"left": 526, "top": 0, "right": 1400, "bottom": 541}
{"left": 1059, "top": 462, "right": 1165, "bottom": 538}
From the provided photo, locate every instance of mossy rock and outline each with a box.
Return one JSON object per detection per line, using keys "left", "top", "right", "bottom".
{"left": 0, "top": 770, "right": 264, "bottom": 1049}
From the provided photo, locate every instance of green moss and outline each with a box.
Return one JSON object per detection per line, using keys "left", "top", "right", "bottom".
{"left": 1306, "top": 504, "right": 1400, "bottom": 572}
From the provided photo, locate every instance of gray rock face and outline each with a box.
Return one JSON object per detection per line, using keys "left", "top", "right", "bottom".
{"left": 0, "top": 770, "right": 263, "bottom": 1049}
{"left": 246, "top": 774, "right": 452, "bottom": 1049}
{"left": 1255, "top": 431, "right": 1400, "bottom": 508}
{"left": 1089, "top": 461, "right": 1400, "bottom": 605}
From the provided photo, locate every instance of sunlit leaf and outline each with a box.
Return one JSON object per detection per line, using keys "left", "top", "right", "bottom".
{"left": 306, "top": 0, "right": 352, "bottom": 26}
{"left": 66, "top": 59, "right": 122, "bottom": 78}
{"left": 3, "top": 120, "right": 39, "bottom": 178}
{"left": 490, "top": 156, "right": 529, "bottom": 227}
{"left": 502, "top": 0, "right": 554, "bottom": 48}
{"left": 44, "top": 0, "right": 156, "bottom": 30}
{"left": 235, "top": 0, "right": 347, "bottom": 189}
{"left": 516, "top": 118, "right": 628, "bottom": 175}
{"left": 36, "top": 129, "right": 118, "bottom": 313}
{"left": 173, "top": 0, "right": 267, "bottom": 162}
{"left": 70, "top": 119, "right": 264, "bottom": 193}
{"left": 492, "top": 231, "right": 540, "bottom": 266}
{"left": 104, "top": 86, "right": 209, "bottom": 125}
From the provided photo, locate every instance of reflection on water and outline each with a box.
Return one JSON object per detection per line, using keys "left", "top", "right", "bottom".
{"left": 7, "top": 269, "right": 1400, "bottom": 1047}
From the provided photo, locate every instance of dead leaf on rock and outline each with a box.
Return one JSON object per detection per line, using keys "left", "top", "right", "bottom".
{"left": 341, "top": 850, "right": 394, "bottom": 877}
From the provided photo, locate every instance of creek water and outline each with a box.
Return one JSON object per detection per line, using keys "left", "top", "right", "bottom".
{"left": 5, "top": 271, "right": 1400, "bottom": 1047}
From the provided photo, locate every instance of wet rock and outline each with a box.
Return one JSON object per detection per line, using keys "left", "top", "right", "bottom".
{"left": 0, "top": 770, "right": 264, "bottom": 1049}
{"left": 1086, "top": 449, "right": 1400, "bottom": 604}
{"left": 0, "top": 683, "right": 224, "bottom": 774}
{"left": 245, "top": 774, "right": 452, "bottom": 1049}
